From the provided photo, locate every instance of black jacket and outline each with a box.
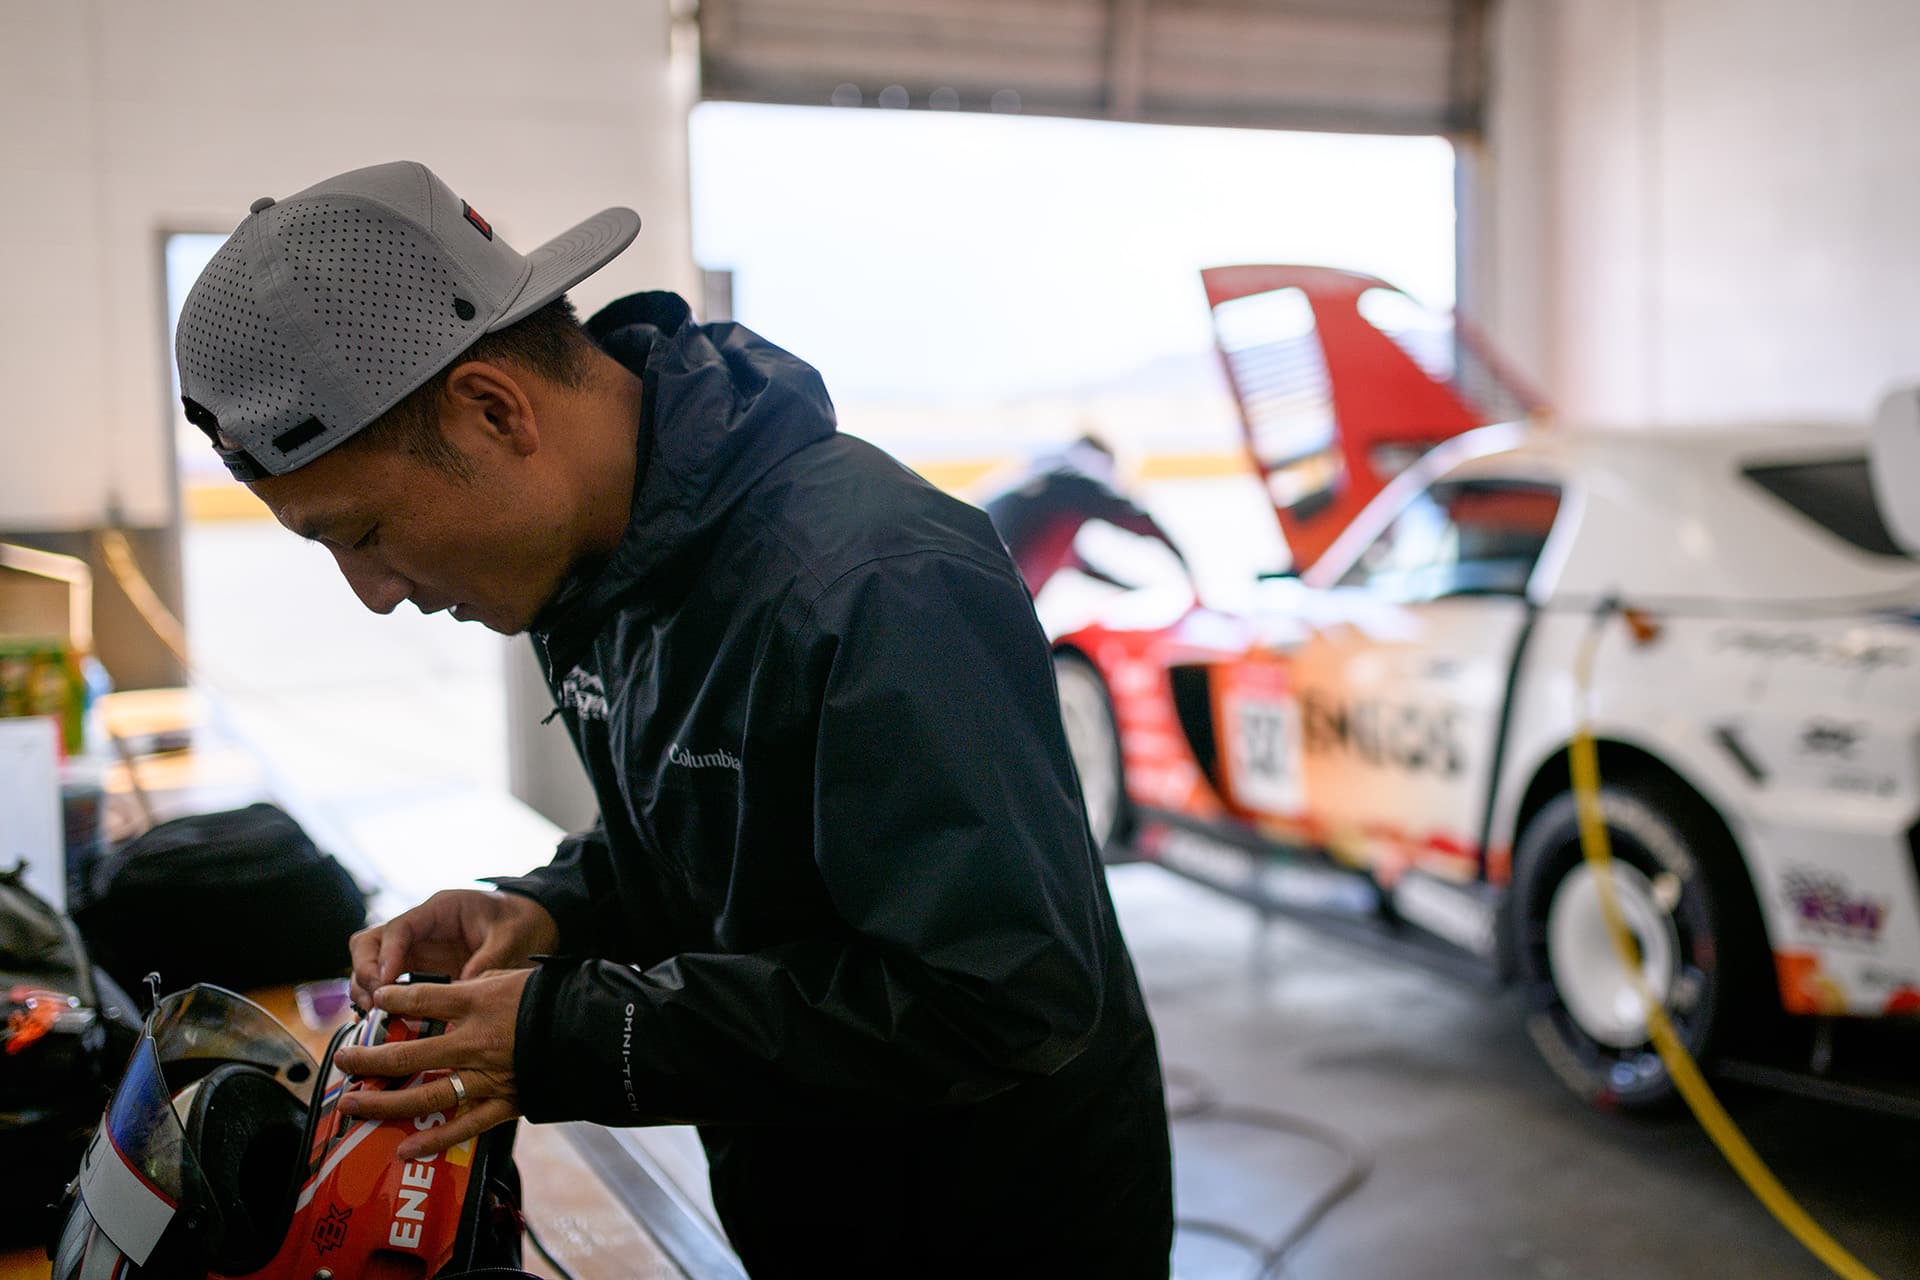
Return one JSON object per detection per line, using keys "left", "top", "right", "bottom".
{"left": 492, "top": 294, "right": 1171, "bottom": 1276}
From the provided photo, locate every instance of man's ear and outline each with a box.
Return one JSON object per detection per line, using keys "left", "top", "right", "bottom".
{"left": 441, "top": 360, "right": 540, "bottom": 458}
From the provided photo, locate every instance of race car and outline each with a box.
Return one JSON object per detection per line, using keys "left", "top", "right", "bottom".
{"left": 1052, "top": 266, "right": 1920, "bottom": 1109}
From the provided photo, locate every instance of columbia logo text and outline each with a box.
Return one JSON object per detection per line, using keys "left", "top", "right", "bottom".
{"left": 668, "top": 742, "right": 741, "bottom": 772}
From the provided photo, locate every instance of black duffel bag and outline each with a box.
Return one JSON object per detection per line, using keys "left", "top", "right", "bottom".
{"left": 74, "top": 803, "right": 368, "bottom": 995}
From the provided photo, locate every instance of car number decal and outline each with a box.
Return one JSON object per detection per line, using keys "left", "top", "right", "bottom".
{"left": 1223, "top": 693, "right": 1306, "bottom": 815}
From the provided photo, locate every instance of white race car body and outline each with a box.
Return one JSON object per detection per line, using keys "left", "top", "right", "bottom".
{"left": 1066, "top": 420, "right": 1920, "bottom": 1022}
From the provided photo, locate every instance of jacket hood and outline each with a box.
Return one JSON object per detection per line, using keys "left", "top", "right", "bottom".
{"left": 533, "top": 292, "right": 837, "bottom": 663}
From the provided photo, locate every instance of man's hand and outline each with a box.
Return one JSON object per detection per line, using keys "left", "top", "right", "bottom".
{"left": 331, "top": 968, "right": 534, "bottom": 1160}
{"left": 348, "top": 889, "right": 559, "bottom": 1011}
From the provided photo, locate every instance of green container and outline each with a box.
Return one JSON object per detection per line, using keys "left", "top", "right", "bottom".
{"left": 0, "top": 638, "right": 85, "bottom": 755}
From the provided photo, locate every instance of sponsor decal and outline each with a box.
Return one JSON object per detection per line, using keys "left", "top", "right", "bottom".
{"left": 667, "top": 742, "right": 741, "bottom": 772}
{"left": 1822, "top": 771, "right": 1898, "bottom": 798}
{"left": 1798, "top": 719, "right": 1863, "bottom": 758}
{"left": 1260, "top": 860, "right": 1379, "bottom": 915}
{"left": 1775, "top": 950, "right": 1850, "bottom": 1015}
{"left": 1781, "top": 867, "right": 1888, "bottom": 945}
{"left": 557, "top": 667, "right": 610, "bottom": 721}
{"left": 1141, "top": 823, "right": 1255, "bottom": 889}
{"left": 1144, "top": 821, "right": 1379, "bottom": 915}
{"left": 1860, "top": 965, "right": 1920, "bottom": 992}
{"left": 1714, "top": 628, "right": 1910, "bottom": 676}
{"left": 387, "top": 1119, "right": 445, "bottom": 1250}
{"left": 311, "top": 1203, "right": 351, "bottom": 1253}
{"left": 1392, "top": 871, "right": 1497, "bottom": 957}
{"left": 1301, "top": 692, "right": 1464, "bottom": 777}
{"left": 1768, "top": 719, "right": 1897, "bottom": 795}
{"left": 1861, "top": 966, "right": 1920, "bottom": 1015}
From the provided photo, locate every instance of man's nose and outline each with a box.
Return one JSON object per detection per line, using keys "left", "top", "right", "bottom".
{"left": 331, "top": 549, "right": 411, "bottom": 615}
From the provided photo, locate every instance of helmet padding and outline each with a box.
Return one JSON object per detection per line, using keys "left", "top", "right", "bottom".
{"left": 180, "top": 1064, "right": 305, "bottom": 1275}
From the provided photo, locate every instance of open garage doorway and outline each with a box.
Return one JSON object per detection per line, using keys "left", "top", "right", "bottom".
{"left": 688, "top": 102, "right": 1457, "bottom": 625}
{"left": 157, "top": 110, "right": 1453, "bottom": 834}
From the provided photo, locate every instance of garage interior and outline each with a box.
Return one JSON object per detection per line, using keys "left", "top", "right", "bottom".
{"left": 4, "top": 1, "right": 1919, "bottom": 1277}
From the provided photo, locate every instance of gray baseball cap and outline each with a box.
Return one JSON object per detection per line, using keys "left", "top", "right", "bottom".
{"left": 176, "top": 160, "right": 641, "bottom": 480}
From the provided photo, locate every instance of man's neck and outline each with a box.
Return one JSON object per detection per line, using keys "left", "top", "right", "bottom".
{"left": 578, "top": 350, "right": 648, "bottom": 560}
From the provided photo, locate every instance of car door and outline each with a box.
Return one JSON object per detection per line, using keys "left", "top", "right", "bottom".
{"left": 1290, "top": 476, "right": 1562, "bottom": 884}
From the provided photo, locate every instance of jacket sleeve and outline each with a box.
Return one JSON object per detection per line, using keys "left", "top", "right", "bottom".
{"left": 511, "top": 550, "right": 1113, "bottom": 1126}
{"left": 487, "top": 820, "right": 627, "bottom": 958}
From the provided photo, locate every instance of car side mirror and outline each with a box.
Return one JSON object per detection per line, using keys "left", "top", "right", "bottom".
{"left": 1871, "top": 386, "right": 1920, "bottom": 554}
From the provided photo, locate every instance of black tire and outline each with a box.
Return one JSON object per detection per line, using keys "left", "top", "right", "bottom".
{"left": 1053, "top": 651, "right": 1128, "bottom": 860}
{"left": 1511, "top": 777, "right": 1765, "bottom": 1111}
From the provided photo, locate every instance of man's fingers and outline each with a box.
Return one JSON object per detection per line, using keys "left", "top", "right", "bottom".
{"left": 335, "top": 1069, "right": 511, "bottom": 1123}
{"left": 397, "top": 1097, "right": 520, "bottom": 1161}
{"left": 333, "top": 1028, "right": 457, "bottom": 1081}
{"left": 373, "top": 980, "right": 470, "bottom": 1021}
{"left": 458, "top": 942, "right": 516, "bottom": 981}
{"left": 333, "top": 1076, "right": 451, "bottom": 1122}
{"left": 348, "top": 925, "right": 385, "bottom": 1008}
{"left": 376, "top": 916, "right": 417, "bottom": 989}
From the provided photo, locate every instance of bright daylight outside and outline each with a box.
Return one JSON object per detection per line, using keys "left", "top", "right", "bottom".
{"left": 168, "top": 104, "right": 1454, "bottom": 813}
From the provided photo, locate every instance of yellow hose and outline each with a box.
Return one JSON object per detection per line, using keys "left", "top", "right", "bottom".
{"left": 1570, "top": 606, "right": 1880, "bottom": 1280}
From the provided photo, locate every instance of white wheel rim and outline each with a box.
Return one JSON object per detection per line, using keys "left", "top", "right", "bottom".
{"left": 1055, "top": 661, "right": 1120, "bottom": 846}
{"left": 1546, "top": 861, "right": 1681, "bottom": 1049}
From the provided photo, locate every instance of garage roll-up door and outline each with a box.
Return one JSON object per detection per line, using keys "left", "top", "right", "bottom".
{"left": 698, "top": 0, "right": 1490, "bottom": 136}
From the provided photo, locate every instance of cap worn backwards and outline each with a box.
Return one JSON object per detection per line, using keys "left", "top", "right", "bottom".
{"left": 174, "top": 160, "right": 641, "bottom": 480}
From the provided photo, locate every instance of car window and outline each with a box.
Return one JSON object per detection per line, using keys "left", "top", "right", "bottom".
{"left": 1742, "top": 456, "right": 1910, "bottom": 559}
{"left": 1337, "top": 479, "right": 1561, "bottom": 600}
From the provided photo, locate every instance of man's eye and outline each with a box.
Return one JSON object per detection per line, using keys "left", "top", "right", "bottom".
{"left": 352, "top": 526, "right": 379, "bottom": 551}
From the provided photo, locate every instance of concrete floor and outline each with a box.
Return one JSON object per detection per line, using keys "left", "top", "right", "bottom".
{"left": 1111, "top": 863, "right": 1920, "bottom": 1280}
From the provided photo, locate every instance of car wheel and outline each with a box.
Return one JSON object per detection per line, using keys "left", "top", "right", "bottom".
{"left": 1053, "top": 651, "right": 1127, "bottom": 858}
{"left": 1512, "top": 778, "right": 1760, "bottom": 1111}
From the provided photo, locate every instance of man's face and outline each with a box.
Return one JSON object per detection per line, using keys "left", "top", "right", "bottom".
{"left": 251, "top": 407, "right": 573, "bottom": 636}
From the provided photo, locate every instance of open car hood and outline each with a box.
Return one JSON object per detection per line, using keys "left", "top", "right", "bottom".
{"left": 1203, "top": 264, "right": 1547, "bottom": 573}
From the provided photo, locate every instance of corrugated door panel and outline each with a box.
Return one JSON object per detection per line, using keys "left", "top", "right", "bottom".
{"left": 700, "top": 0, "right": 1485, "bottom": 137}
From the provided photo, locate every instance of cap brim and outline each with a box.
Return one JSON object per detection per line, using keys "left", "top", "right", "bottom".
{"left": 491, "top": 206, "right": 642, "bottom": 330}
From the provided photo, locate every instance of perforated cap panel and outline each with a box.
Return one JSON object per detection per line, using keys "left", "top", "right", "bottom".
{"left": 275, "top": 195, "right": 477, "bottom": 425}
{"left": 174, "top": 160, "right": 642, "bottom": 479}
{"left": 174, "top": 230, "right": 325, "bottom": 444}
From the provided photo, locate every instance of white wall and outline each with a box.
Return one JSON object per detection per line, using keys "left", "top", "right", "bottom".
{"left": 1482, "top": 0, "right": 1920, "bottom": 428}
{"left": 0, "top": 0, "right": 699, "bottom": 530}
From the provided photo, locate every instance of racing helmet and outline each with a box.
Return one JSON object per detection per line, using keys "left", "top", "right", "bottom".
{"left": 50, "top": 983, "right": 523, "bottom": 1279}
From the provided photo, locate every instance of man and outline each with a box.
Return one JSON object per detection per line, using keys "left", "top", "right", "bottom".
{"left": 980, "top": 434, "right": 1188, "bottom": 596}
{"left": 175, "top": 161, "right": 1173, "bottom": 1275}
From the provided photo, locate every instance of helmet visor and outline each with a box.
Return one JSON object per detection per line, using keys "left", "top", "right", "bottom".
{"left": 144, "top": 984, "right": 319, "bottom": 1088}
{"left": 68, "top": 986, "right": 317, "bottom": 1267}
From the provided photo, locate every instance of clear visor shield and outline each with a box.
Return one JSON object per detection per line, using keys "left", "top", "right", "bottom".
{"left": 67, "top": 986, "right": 317, "bottom": 1268}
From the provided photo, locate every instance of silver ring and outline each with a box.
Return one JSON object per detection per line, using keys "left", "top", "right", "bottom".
{"left": 447, "top": 1070, "right": 468, "bottom": 1106}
